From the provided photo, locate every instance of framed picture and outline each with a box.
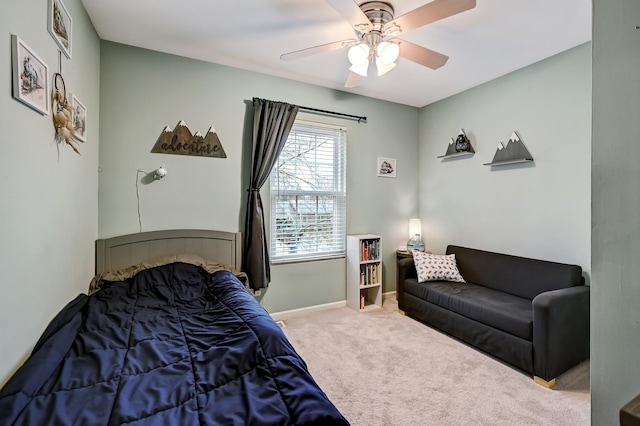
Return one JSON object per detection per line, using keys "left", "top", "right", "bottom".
{"left": 48, "top": 0, "right": 72, "bottom": 58}
{"left": 70, "top": 94, "right": 86, "bottom": 142}
{"left": 11, "top": 35, "right": 50, "bottom": 115}
{"left": 377, "top": 157, "right": 396, "bottom": 178}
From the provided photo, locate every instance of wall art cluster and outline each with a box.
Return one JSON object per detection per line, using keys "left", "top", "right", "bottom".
{"left": 10, "top": 0, "right": 86, "bottom": 155}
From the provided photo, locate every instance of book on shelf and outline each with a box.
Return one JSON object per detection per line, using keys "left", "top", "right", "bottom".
{"left": 359, "top": 239, "right": 380, "bottom": 262}
{"left": 359, "top": 263, "right": 380, "bottom": 286}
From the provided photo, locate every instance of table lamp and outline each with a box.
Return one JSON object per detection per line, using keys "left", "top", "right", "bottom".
{"left": 407, "top": 218, "right": 425, "bottom": 252}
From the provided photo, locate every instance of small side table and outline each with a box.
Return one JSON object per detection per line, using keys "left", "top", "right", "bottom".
{"left": 395, "top": 250, "right": 413, "bottom": 300}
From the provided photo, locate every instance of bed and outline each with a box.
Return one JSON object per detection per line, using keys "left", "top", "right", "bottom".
{"left": 0, "top": 230, "right": 348, "bottom": 425}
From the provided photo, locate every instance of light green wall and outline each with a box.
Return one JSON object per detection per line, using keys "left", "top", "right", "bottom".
{"left": 0, "top": 0, "right": 100, "bottom": 386}
{"left": 418, "top": 43, "right": 591, "bottom": 277}
{"left": 98, "top": 41, "right": 419, "bottom": 313}
{"left": 592, "top": 1, "right": 640, "bottom": 424}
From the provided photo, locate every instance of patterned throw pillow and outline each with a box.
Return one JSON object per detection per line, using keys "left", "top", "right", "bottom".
{"left": 412, "top": 251, "right": 465, "bottom": 283}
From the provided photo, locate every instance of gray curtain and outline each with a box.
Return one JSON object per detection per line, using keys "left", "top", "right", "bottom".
{"left": 243, "top": 98, "right": 299, "bottom": 290}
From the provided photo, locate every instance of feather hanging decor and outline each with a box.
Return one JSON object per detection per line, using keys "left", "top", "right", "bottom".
{"left": 51, "top": 72, "right": 82, "bottom": 155}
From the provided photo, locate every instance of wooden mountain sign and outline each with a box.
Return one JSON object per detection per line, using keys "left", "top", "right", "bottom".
{"left": 150, "top": 121, "right": 227, "bottom": 158}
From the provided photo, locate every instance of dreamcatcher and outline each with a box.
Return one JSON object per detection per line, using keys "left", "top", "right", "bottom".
{"left": 51, "top": 54, "right": 82, "bottom": 155}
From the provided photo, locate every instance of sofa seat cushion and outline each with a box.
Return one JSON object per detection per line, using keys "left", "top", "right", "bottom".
{"left": 403, "top": 278, "right": 533, "bottom": 340}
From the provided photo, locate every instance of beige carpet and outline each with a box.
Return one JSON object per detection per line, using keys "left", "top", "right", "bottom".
{"left": 282, "top": 297, "right": 590, "bottom": 426}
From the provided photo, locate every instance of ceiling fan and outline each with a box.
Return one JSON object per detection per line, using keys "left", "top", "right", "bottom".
{"left": 280, "top": 0, "right": 476, "bottom": 87}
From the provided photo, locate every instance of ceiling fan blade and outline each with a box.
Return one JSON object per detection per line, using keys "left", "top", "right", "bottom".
{"left": 386, "top": 0, "right": 476, "bottom": 34}
{"left": 280, "top": 39, "right": 357, "bottom": 61}
{"left": 396, "top": 39, "right": 449, "bottom": 70}
{"left": 326, "top": 0, "right": 372, "bottom": 32}
{"left": 345, "top": 71, "right": 363, "bottom": 88}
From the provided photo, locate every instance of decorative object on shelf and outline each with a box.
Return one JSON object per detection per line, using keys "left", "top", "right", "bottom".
{"left": 484, "top": 131, "right": 534, "bottom": 166}
{"left": 455, "top": 130, "right": 471, "bottom": 152}
{"left": 377, "top": 157, "right": 396, "bottom": 178}
{"left": 52, "top": 64, "right": 83, "bottom": 155}
{"left": 11, "top": 35, "right": 50, "bottom": 115}
{"left": 406, "top": 218, "right": 425, "bottom": 252}
{"left": 48, "top": 0, "right": 72, "bottom": 59}
{"left": 437, "top": 129, "right": 475, "bottom": 159}
{"left": 69, "top": 93, "right": 86, "bottom": 142}
{"left": 151, "top": 121, "right": 227, "bottom": 158}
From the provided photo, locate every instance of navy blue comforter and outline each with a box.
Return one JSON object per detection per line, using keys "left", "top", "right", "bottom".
{"left": 0, "top": 262, "right": 348, "bottom": 425}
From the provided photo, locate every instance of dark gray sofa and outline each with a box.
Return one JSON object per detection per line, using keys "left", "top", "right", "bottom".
{"left": 397, "top": 245, "right": 589, "bottom": 388}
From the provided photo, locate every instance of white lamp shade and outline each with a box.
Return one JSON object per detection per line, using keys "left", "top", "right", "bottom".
{"left": 348, "top": 44, "right": 370, "bottom": 67}
{"left": 349, "top": 63, "right": 369, "bottom": 77}
{"left": 375, "top": 58, "right": 396, "bottom": 76}
{"left": 409, "top": 218, "right": 422, "bottom": 237}
{"left": 377, "top": 41, "right": 400, "bottom": 65}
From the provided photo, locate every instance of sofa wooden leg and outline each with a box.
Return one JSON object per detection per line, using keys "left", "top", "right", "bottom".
{"left": 534, "top": 376, "right": 556, "bottom": 389}
{"left": 398, "top": 309, "right": 407, "bottom": 316}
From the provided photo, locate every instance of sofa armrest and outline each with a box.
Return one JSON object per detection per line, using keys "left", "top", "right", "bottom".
{"left": 397, "top": 257, "right": 416, "bottom": 305}
{"left": 532, "top": 285, "right": 590, "bottom": 381}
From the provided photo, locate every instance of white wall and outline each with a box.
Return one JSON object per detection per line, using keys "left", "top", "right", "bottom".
{"left": 0, "top": 0, "right": 100, "bottom": 386}
{"left": 418, "top": 43, "right": 591, "bottom": 275}
{"left": 98, "top": 42, "right": 419, "bottom": 313}
{"left": 591, "top": 1, "right": 640, "bottom": 423}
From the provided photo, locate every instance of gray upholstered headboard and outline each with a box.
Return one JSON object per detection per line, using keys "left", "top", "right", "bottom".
{"left": 95, "top": 229, "right": 242, "bottom": 274}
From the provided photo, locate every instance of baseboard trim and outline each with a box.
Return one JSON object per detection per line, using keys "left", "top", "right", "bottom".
{"left": 270, "top": 291, "right": 396, "bottom": 321}
{"left": 270, "top": 300, "right": 346, "bottom": 321}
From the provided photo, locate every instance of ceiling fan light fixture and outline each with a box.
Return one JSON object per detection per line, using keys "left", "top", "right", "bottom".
{"left": 349, "top": 62, "right": 369, "bottom": 77}
{"left": 281, "top": 0, "right": 475, "bottom": 88}
{"left": 375, "top": 58, "right": 396, "bottom": 76}
{"left": 377, "top": 41, "right": 400, "bottom": 65}
{"left": 348, "top": 43, "right": 370, "bottom": 66}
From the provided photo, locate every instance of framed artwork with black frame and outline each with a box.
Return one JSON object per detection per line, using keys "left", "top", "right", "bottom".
{"left": 11, "top": 35, "right": 50, "bottom": 115}
{"left": 48, "top": 0, "right": 72, "bottom": 58}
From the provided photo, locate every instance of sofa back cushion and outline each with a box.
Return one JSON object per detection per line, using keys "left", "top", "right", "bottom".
{"left": 445, "top": 245, "right": 583, "bottom": 300}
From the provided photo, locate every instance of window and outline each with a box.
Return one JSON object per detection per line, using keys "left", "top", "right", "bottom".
{"left": 270, "top": 121, "right": 346, "bottom": 262}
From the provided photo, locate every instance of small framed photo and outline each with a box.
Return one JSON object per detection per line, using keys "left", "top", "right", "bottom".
{"left": 48, "top": 0, "right": 72, "bottom": 58}
{"left": 70, "top": 94, "right": 86, "bottom": 142}
{"left": 377, "top": 157, "right": 397, "bottom": 178}
{"left": 11, "top": 35, "right": 50, "bottom": 115}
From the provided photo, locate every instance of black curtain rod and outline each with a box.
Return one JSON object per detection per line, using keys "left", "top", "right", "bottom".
{"left": 297, "top": 105, "right": 367, "bottom": 123}
{"left": 252, "top": 98, "right": 367, "bottom": 123}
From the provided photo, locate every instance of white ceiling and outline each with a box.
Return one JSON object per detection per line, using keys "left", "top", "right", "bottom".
{"left": 81, "top": 0, "right": 591, "bottom": 108}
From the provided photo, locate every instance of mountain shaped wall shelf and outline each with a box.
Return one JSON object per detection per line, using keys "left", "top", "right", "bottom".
{"left": 437, "top": 129, "right": 475, "bottom": 159}
{"left": 484, "top": 131, "right": 533, "bottom": 166}
{"left": 151, "top": 121, "right": 227, "bottom": 158}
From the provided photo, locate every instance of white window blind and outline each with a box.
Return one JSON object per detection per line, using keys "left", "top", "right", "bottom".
{"left": 270, "top": 121, "right": 346, "bottom": 262}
